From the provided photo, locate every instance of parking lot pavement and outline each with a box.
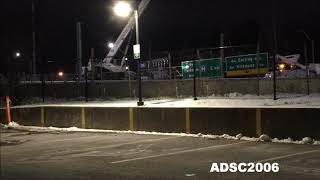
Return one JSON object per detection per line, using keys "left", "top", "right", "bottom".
{"left": 1, "top": 128, "right": 320, "bottom": 180}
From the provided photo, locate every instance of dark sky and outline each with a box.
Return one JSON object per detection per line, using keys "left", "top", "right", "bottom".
{"left": 1, "top": 0, "right": 320, "bottom": 73}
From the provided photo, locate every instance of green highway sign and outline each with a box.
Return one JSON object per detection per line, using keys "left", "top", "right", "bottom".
{"left": 226, "top": 53, "right": 268, "bottom": 71}
{"left": 181, "top": 58, "right": 222, "bottom": 79}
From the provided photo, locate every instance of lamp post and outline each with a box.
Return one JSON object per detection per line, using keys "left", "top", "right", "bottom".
{"left": 134, "top": 9, "right": 144, "bottom": 106}
{"left": 113, "top": 1, "right": 143, "bottom": 106}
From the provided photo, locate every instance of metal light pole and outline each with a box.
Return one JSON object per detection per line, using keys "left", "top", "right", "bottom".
{"left": 193, "top": 59, "right": 197, "bottom": 101}
{"left": 312, "top": 40, "right": 315, "bottom": 64}
{"left": 298, "top": 30, "right": 315, "bottom": 64}
{"left": 76, "top": 22, "right": 83, "bottom": 82}
{"left": 85, "top": 67, "right": 88, "bottom": 102}
{"left": 32, "top": 0, "right": 37, "bottom": 75}
{"left": 272, "top": 0, "right": 277, "bottom": 100}
{"left": 135, "top": 9, "right": 144, "bottom": 106}
{"left": 256, "top": 43, "right": 260, "bottom": 96}
{"left": 304, "top": 43, "right": 310, "bottom": 95}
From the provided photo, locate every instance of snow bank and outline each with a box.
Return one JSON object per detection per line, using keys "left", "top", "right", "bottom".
{"left": 3, "top": 122, "right": 319, "bottom": 146}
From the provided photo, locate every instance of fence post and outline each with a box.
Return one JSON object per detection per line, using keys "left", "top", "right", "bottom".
{"left": 256, "top": 43, "right": 260, "bottom": 96}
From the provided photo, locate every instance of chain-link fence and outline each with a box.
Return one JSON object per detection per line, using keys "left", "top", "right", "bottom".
{"left": 1, "top": 74, "right": 319, "bottom": 106}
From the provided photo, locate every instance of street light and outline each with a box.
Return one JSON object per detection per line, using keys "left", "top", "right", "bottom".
{"left": 108, "top": 42, "right": 115, "bottom": 49}
{"left": 113, "top": 1, "right": 132, "bottom": 17}
{"left": 13, "top": 50, "right": 21, "bottom": 58}
{"left": 113, "top": 1, "right": 144, "bottom": 106}
{"left": 58, "top": 71, "right": 64, "bottom": 77}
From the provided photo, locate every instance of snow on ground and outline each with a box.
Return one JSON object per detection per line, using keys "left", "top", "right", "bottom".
{"left": 12, "top": 93, "right": 320, "bottom": 108}
{"left": 1, "top": 122, "right": 319, "bottom": 146}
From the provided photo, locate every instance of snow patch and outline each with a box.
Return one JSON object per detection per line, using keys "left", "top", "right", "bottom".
{"left": 259, "top": 134, "right": 272, "bottom": 142}
{"left": 301, "top": 137, "right": 313, "bottom": 144}
{"left": 236, "top": 133, "right": 243, "bottom": 140}
{"left": 2, "top": 122, "right": 319, "bottom": 146}
{"left": 8, "top": 121, "right": 20, "bottom": 127}
{"left": 0, "top": 123, "right": 8, "bottom": 129}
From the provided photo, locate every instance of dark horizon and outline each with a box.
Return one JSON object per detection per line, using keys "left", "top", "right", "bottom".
{"left": 1, "top": 0, "right": 320, "bottom": 74}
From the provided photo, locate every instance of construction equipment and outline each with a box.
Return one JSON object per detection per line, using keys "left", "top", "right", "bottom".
{"left": 276, "top": 54, "right": 305, "bottom": 70}
{"left": 88, "top": 0, "right": 151, "bottom": 73}
{"left": 277, "top": 54, "right": 319, "bottom": 74}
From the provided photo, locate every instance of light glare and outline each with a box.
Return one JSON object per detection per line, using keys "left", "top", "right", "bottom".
{"left": 279, "top": 64, "right": 285, "bottom": 69}
{"left": 108, "top": 42, "right": 115, "bottom": 49}
{"left": 113, "top": 1, "right": 132, "bottom": 17}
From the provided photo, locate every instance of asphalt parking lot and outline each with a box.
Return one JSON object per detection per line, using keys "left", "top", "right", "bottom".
{"left": 1, "top": 128, "right": 320, "bottom": 180}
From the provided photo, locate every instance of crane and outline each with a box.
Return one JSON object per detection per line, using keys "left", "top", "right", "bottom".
{"left": 89, "top": 0, "right": 151, "bottom": 73}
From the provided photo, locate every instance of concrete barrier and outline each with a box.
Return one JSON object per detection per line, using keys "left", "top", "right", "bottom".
{"left": 85, "top": 107, "right": 129, "bottom": 130}
{"left": 2, "top": 106, "right": 319, "bottom": 140}
{"left": 133, "top": 108, "right": 186, "bottom": 133}
{"left": 190, "top": 108, "right": 257, "bottom": 136}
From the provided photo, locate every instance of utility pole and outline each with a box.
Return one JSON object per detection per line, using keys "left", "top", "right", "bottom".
{"left": 31, "top": 0, "right": 37, "bottom": 75}
{"left": 76, "top": 22, "right": 83, "bottom": 81}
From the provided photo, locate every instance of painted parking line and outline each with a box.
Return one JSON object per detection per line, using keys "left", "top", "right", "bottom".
{"left": 111, "top": 141, "right": 251, "bottom": 164}
{"left": 39, "top": 135, "right": 106, "bottom": 144}
{"left": 51, "top": 136, "right": 180, "bottom": 157}
{"left": 256, "top": 149, "right": 320, "bottom": 163}
{"left": 10, "top": 136, "right": 180, "bottom": 163}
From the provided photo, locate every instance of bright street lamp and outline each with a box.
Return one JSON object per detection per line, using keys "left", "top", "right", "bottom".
{"left": 113, "top": 1, "right": 132, "bottom": 17}
{"left": 108, "top": 42, "right": 115, "bottom": 49}
{"left": 14, "top": 50, "right": 21, "bottom": 58}
{"left": 58, "top": 71, "right": 64, "bottom": 77}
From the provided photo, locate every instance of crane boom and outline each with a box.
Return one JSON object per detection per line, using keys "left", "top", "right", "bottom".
{"left": 101, "top": 0, "right": 151, "bottom": 72}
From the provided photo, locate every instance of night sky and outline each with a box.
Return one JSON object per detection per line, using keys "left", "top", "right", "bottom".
{"left": 1, "top": 0, "right": 320, "bottom": 73}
